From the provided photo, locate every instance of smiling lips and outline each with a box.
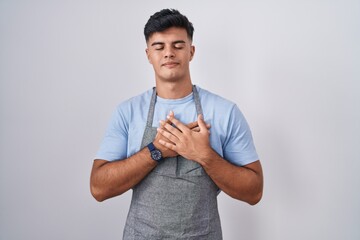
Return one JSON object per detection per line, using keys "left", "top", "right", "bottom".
{"left": 162, "top": 61, "right": 179, "bottom": 68}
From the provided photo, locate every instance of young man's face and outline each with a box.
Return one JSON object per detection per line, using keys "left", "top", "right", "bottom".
{"left": 146, "top": 27, "right": 195, "bottom": 83}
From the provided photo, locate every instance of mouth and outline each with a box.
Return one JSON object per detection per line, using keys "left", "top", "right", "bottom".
{"left": 162, "top": 62, "right": 179, "bottom": 68}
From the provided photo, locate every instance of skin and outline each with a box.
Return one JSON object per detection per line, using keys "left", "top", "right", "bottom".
{"left": 90, "top": 27, "right": 263, "bottom": 205}
{"left": 145, "top": 27, "right": 195, "bottom": 99}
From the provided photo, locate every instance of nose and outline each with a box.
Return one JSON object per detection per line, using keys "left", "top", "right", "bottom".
{"left": 164, "top": 47, "right": 175, "bottom": 59}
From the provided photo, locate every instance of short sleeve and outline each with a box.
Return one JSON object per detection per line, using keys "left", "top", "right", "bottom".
{"left": 223, "top": 105, "right": 259, "bottom": 166}
{"left": 95, "top": 105, "right": 128, "bottom": 161}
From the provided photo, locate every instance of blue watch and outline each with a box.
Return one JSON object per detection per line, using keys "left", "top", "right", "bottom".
{"left": 147, "top": 142, "right": 163, "bottom": 161}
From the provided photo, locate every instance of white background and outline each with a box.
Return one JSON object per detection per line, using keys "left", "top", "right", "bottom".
{"left": 1, "top": 0, "right": 359, "bottom": 239}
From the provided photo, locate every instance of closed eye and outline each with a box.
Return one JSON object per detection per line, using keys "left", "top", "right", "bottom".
{"left": 151, "top": 42, "right": 164, "bottom": 50}
{"left": 173, "top": 42, "right": 185, "bottom": 49}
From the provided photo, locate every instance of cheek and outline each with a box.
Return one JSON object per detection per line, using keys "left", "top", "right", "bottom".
{"left": 149, "top": 54, "right": 161, "bottom": 64}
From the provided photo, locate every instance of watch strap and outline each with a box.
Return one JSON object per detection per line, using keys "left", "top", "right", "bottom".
{"left": 147, "top": 142, "right": 156, "bottom": 152}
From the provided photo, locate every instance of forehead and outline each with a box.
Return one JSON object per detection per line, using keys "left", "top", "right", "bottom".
{"left": 147, "top": 27, "right": 190, "bottom": 45}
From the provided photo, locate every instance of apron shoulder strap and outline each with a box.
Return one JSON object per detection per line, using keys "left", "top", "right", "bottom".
{"left": 145, "top": 87, "right": 157, "bottom": 127}
{"left": 193, "top": 85, "right": 203, "bottom": 116}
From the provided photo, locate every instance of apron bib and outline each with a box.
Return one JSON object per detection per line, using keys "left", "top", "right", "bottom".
{"left": 123, "top": 86, "right": 222, "bottom": 239}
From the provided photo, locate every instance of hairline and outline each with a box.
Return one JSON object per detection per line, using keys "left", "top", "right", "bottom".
{"left": 145, "top": 26, "right": 193, "bottom": 43}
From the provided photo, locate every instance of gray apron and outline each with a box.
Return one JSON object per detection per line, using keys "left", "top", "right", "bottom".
{"left": 123, "top": 86, "right": 222, "bottom": 240}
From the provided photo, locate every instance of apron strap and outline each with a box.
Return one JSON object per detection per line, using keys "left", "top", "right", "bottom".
{"left": 192, "top": 85, "right": 203, "bottom": 116}
{"left": 145, "top": 87, "right": 157, "bottom": 127}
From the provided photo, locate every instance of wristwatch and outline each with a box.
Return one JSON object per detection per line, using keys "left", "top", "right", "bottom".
{"left": 147, "top": 142, "right": 163, "bottom": 161}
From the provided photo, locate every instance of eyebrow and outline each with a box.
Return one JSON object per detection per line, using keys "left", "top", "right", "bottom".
{"left": 150, "top": 40, "right": 186, "bottom": 46}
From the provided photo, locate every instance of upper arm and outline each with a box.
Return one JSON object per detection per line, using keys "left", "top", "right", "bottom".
{"left": 223, "top": 105, "right": 259, "bottom": 166}
{"left": 95, "top": 106, "right": 129, "bottom": 161}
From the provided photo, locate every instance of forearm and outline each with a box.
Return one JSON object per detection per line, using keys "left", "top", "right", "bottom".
{"left": 90, "top": 147, "right": 157, "bottom": 202}
{"left": 200, "top": 149, "right": 263, "bottom": 205}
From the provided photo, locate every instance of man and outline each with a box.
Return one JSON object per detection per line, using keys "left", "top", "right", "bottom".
{"left": 90, "top": 9, "right": 263, "bottom": 239}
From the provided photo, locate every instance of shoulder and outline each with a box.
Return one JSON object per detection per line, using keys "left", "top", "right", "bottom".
{"left": 110, "top": 88, "right": 153, "bottom": 124}
{"left": 116, "top": 88, "right": 153, "bottom": 112}
{"left": 196, "top": 86, "right": 248, "bottom": 129}
{"left": 196, "top": 85, "right": 238, "bottom": 112}
{"left": 197, "top": 86, "right": 236, "bottom": 106}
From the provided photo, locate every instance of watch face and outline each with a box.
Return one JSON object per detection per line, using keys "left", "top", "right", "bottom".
{"left": 151, "top": 149, "right": 162, "bottom": 161}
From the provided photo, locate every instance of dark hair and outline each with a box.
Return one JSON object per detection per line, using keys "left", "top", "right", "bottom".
{"left": 144, "top": 9, "right": 194, "bottom": 42}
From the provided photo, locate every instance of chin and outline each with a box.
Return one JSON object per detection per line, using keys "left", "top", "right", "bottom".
{"left": 158, "top": 74, "right": 181, "bottom": 82}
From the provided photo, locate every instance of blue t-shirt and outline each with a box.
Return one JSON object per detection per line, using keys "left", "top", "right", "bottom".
{"left": 96, "top": 86, "right": 259, "bottom": 166}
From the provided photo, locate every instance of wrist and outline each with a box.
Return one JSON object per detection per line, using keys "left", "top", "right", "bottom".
{"left": 196, "top": 147, "right": 217, "bottom": 167}
{"left": 147, "top": 142, "right": 163, "bottom": 162}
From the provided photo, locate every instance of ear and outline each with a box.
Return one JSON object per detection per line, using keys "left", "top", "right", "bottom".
{"left": 189, "top": 45, "right": 195, "bottom": 61}
{"left": 145, "top": 48, "right": 152, "bottom": 64}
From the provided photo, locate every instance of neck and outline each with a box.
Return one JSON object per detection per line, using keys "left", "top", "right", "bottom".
{"left": 155, "top": 80, "right": 193, "bottom": 99}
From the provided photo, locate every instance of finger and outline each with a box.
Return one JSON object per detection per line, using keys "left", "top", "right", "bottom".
{"left": 157, "top": 127, "right": 179, "bottom": 143}
{"left": 157, "top": 111, "right": 173, "bottom": 128}
{"left": 188, "top": 122, "right": 210, "bottom": 131}
{"left": 197, "top": 114, "right": 208, "bottom": 132}
{"left": 192, "top": 126, "right": 200, "bottom": 132}
{"left": 194, "top": 123, "right": 210, "bottom": 130}
{"left": 158, "top": 139, "right": 176, "bottom": 151}
{"left": 159, "top": 117, "right": 172, "bottom": 128}
{"left": 165, "top": 111, "right": 174, "bottom": 124}
{"left": 162, "top": 121, "right": 184, "bottom": 138}
{"left": 187, "top": 121, "right": 198, "bottom": 130}
{"left": 159, "top": 120, "right": 169, "bottom": 129}
{"left": 167, "top": 113, "right": 188, "bottom": 133}
{"left": 155, "top": 131, "right": 173, "bottom": 144}
{"left": 160, "top": 119, "right": 181, "bottom": 132}
{"left": 162, "top": 112, "right": 184, "bottom": 132}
